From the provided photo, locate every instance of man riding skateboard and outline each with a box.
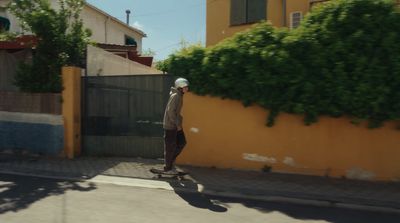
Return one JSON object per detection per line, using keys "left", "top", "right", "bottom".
{"left": 160, "top": 77, "right": 189, "bottom": 175}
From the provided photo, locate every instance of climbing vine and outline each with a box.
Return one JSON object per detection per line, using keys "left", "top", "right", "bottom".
{"left": 158, "top": 0, "right": 400, "bottom": 128}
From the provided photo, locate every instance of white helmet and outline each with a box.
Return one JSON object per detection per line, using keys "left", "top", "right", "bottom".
{"left": 174, "top": 78, "right": 189, "bottom": 88}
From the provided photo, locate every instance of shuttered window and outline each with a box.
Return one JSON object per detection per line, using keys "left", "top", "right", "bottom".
{"left": 230, "top": 0, "right": 247, "bottom": 25}
{"left": 247, "top": 0, "right": 267, "bottom": 23}
{"left": 290, "top": 12, "right": 302, "bottom": 29}
{"left": 230, "top": 0, "right": 266, "bottom": 26}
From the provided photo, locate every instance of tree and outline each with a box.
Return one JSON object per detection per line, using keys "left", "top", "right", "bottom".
{"left": 141, "top": 48, "right": 156, "bottom": 57}
{"left": 8, "top": 0, "right": 91, "bottom": 92}
{"left": 0, "top": 31, "right": 17, "bottom": 41}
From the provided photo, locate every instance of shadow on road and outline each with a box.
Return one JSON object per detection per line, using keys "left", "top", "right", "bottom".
{"left": 209, "top": 195, "right": 400, "bottom": 223}
{"left": 168, "top": 180, "right": 227, "bottom": 213}
{"left": 0, "top": 173, "right": 97, "bottom": 214}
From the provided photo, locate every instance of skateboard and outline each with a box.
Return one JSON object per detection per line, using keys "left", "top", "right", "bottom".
{"left": 150, "top": 168, "right": 188, "bottom": 180}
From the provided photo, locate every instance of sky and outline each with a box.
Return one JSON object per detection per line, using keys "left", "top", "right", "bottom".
{"left": 86, "top": 0, "right": 206, "bottom": 61}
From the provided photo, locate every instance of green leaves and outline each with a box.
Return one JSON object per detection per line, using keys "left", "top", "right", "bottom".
{"left": 159, "top": 0, "right": 400, "bottom": 128}
{"left": 8, "top": 0, "right": 91, "bottom": 93}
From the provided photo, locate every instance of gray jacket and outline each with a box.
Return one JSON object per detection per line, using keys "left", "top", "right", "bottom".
{"left": 163, "top": 87, "right": 183, "bottom": 130}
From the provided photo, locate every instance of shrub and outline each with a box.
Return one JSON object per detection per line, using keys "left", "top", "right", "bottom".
{"left": 159, "top": 0, "right": 400, "bottom": 128}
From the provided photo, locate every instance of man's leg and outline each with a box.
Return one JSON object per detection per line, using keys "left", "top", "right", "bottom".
{"left": 164, "top": 129, "right": 177, "bottom": 171}
{"left": 172, "top": 130, "right": 187, "bottom": 164}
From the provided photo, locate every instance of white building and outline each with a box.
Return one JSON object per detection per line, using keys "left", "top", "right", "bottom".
{"left": 0, "top": 0, "right": 146, "bottom": 53}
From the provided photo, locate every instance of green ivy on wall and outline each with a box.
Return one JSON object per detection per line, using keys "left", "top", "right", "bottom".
{"left": 157, "top": 0, "right": 400, "bottom": 128}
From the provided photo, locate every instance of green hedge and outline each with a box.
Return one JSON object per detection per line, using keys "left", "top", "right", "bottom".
{"left": 158, "top": 0, "right": 400, "bottom": 128}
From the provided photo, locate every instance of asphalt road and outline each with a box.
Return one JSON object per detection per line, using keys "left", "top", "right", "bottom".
{"left": 0, "top": 173, "right": 399, "bottom": 223}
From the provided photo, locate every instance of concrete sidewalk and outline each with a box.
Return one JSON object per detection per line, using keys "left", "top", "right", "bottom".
{"left": 0, "top": 154, "right": 399, "bottom": 213}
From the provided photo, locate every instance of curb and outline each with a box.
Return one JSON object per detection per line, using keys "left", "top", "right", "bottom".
{"left": 0, "top": 169, "right": 89, "bottom": 181}
{"left": 199, "top": 189, "right": 400, "bottom": 214}
{"left": 1, "top": 170, "right": 399, "bottom": 215}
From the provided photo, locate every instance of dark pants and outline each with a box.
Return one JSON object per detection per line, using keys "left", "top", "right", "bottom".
{"left": 164, "top": 129, "right": 186, "bottom": 171}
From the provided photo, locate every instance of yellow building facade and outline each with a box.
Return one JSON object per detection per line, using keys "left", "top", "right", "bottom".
{"left": 206, "top": 0, "right": 314, "bottom": 46}
{"left": 207, "top": 0, "right": 400, "bottom": 46}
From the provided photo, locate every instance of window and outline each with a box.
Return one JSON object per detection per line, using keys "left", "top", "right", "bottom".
{"left": 125, "top": 35, "right": 137, "bottom": 46}
{"left": 290, "top": 12, "right": 302, "bottom": 29}
{"left": 230, "top": 0, "right": 266, "bottom": 26}
{"left": 0, "top": 16, "right": 10, "bottom": 31}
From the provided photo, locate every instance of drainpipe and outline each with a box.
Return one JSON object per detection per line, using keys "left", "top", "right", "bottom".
{"left": 104, "top": 16, "right": 110, "bottom": 43}
{"left": 282, "top": 0, "right": 287, "bottom": 27}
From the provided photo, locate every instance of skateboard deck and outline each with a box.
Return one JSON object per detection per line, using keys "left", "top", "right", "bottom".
{"left": 150, "top": 168, "right": 188, "bottom": 179}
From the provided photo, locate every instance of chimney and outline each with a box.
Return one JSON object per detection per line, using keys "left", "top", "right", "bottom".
{"left": 126, "top": 9, "right": 131, "bottom": 25}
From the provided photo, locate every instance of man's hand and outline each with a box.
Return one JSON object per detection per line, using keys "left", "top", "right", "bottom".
{"left": 177, "top": 126, "right": 182, "bottom": 131}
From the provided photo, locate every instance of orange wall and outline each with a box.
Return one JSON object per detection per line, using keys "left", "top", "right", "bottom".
{"left": 177, "top": 93, "right": 400, "bottom": 181}
{"left": 206, "top": 0, "right": 310, "bottom": 46}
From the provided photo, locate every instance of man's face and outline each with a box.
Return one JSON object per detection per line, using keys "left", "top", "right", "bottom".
{"left": 182, "top": 86, "right": 189, "bottom": 93}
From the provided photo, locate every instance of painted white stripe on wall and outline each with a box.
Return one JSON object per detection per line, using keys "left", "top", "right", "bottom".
{"left": 243, "top": 153, "right": 277, "bottom": 164}
{"left": 0, "top": 111, "right": 63, "bottom": 125}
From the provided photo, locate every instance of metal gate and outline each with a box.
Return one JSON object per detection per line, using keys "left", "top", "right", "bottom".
{"left": 81, "top": 75, "right": 174, "bottom": 158}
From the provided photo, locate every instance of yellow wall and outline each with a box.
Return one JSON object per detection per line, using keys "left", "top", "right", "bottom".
{"left": 286, "top": 0, "right": 310, "bottom": 28}
{"left": 206, "top": 0, "right": 310, "bottom": 46}
{"left": 62, "top": 67, "right": 82, "bottom": 159}
{"left": 177, "top": 93, "right": 400, "bottom": 181}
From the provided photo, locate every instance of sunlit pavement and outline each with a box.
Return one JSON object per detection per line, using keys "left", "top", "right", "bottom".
{"left": 1, "top": 173, "right": 400, "bottom": 223}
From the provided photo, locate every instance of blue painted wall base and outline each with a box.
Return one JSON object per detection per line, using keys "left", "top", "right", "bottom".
{"left": 0, "top": 112, "right": 64, "bottom": 156}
